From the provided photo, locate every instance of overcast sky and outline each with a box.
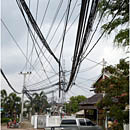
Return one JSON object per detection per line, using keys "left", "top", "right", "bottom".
{"left": 1, "top": 0, "right": 126, "bottom": 102}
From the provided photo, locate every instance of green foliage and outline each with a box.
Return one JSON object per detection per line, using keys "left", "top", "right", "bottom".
{"left": 25, "top": 91, "right": 49, "bottom": 115}
{"left": 98, "top": 0, "right": 129, "bottom": 48}
{"left": 0, "top": 90, "right": 49, "bottom": 119}
{"left": 1, "top": 117, "right": 19, "bottom": 123}
{"left": 1, "top": 89, "right": 7, "bottom": 107}
{"left": 1, "top": 117, "right": 10, "bottom": 123}
{"left": 96, "top": 59, "right": 129, "bottom": 130}
{"left": 114, "top": 29, "right": 129, "bottom": 47}
{"left": 0, "top": 90, "right": 21, "bottom": 118}
{"left": 64, "top": 95, "right": 86, "bottom": 114}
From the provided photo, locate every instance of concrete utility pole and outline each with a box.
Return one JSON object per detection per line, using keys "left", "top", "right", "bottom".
{"left": 97, "top": 59, "right": 107, "bottom": 125}
{"left": 52, "top": 91, "right": 54, "bottom": 104}
{"left": 61, "top": 59, "right": 66, "bottom": 104}
{"left": 62, "top": 70, "right": 66, "bottom": 104}
{"left": 20, "top": 72, "right": 31, "bottom": 123}
{"left": 102, "top": 58, "right": 107, "bottom": 79}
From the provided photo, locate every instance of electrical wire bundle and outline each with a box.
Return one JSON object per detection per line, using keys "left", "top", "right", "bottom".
{"left": 15, "top": 0, "right": 100, "bottom": 94}
{"left": 1, "top": 69, "right": 21, "bottom": 94}
{"left": 16, "top": 0, "right": 60, "bottom": 64}
{"left": 26, "top": 81, "right": 64, "bottom": 92}
{"left": 65, "top": 0, "right": 99, "bottom": 92}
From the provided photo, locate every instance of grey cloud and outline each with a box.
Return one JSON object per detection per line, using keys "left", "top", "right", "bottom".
{"left": 1, "top": 0, "right": 126, "bottom": 98}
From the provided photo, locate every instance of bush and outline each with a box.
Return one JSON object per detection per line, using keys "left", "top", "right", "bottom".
{"left": 16, "top": 118, "right": 19, "bottom": 122}
{"left": 1, "top": 117, "right": 10, "bottom": 123}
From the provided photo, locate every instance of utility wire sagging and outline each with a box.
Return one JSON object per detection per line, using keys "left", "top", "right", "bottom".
{"left": 26, "top": 81, "right": 64, "bottom": 92}
{"left": 1, "top": 19, "right": 43, "bottom": 80}
{"left": 65, "top": 0, "right": 99, "bottom": 92}
{"left": 16, "top": 0, "right": 60, "bottom": 64}
{"left": 1, "top": 69, "right": 21, "bottom": 94}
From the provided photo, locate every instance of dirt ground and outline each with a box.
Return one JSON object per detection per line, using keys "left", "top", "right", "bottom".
{"left": 1, "top": 120, "right": 59, "bottom": 130}
{"left": 1, "top": 120, "right": 44, "bottom": 130}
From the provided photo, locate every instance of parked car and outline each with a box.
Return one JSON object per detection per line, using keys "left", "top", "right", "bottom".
{"left": 60, "top": 118, "right": 102, "bottom": 130}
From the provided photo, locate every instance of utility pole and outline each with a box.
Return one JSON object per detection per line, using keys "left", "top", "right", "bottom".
{"left": 62, "top": 71, "right": 66, "bottom": 104}
{"left": 62, "top": 59, "right": 66, "bottom": 104}
{"left": 52, "top": 91, "right": 54, "bottom": 105}
{"left": 20, "top": 72, "right": 31, "bottom": 123}
{"left": 102, "top": 58, "right": 106, "bottom": 79}
{"left": 102, "top": 58, "right": 107, "bottom": 98}
{"left": 97, "top": 58, "right": 107, "bottom": 125}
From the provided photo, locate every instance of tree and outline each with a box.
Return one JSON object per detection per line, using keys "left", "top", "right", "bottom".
{"left": 65, "top": 95, "right": 86, "bottom": 114}
{"left": 1, "top": 89, "right": 8, "bottom": 118}
{"left": 0, "top": 90, "right": 21, "bottom": 118}
{"left": 6, "top": 93, "right": 21, "bottom": 118}
{"left": 31, "top": 91, "right": 49, "bottom": 114}
{"left": 1, "top": 89, "right": 7, "bottom": 108}
{"left": 98, "top": 0, "right": 129, "bottom": 48}
{"left": 95, "top": 59, "right": 129, "bottom": 130}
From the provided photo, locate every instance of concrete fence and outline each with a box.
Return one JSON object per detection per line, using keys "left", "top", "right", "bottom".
{"left": 124, "top": 124, "right": 129, "bottom": 130}
{"left": 31, "top": 115, "right": 61, "bottom": 129}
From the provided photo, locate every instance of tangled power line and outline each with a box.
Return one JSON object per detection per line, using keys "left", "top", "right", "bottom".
{"left": 1, "top": 0, "right": 125, "bottom": 99}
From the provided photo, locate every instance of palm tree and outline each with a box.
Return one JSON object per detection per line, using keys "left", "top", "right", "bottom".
{"left": 5, "top": 93, "right": 21, "bottom": 118}
{"left": 31, "top": 91, "right": 48, "bottom": 115}
{"left": 1, "top": 89, "right": 7, "bottom": 107}
{"left": 0, "top": 90, "right": 21, "bottom": 118}
{"left": 1, "top": 89, "right": 8, "bottom": 117}
{"left": 23, "top": 91, "right": 49, "bottom": 115}
{"left": 39, "top": 91, "right": 48, "bottom": 114}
